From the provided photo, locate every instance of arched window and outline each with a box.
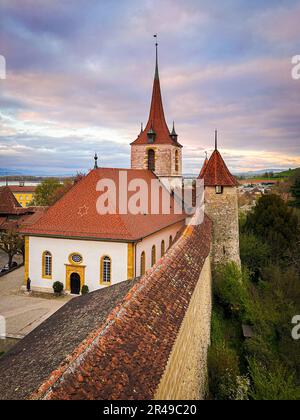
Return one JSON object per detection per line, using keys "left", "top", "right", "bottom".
{"left": 100, "top": 256, "right": 111, "bottom": 285}
{"left": 42, "top": 251, "right": 52, "bottom": 278}
{"left": 175, "top": 150, "right": 179, "bottom": 172}
{"left": 161, "top": 240, "right": 165, "bottom": 257}
{"left": 140, "top": 251, "right": 146, "bottom": 277}
{"left": 169, "top": 235, "right": 173, "bottom": 249}
{"left": 147, "top": 149, "right": 155, "bottom": 171}
{"left": 151, "top": 245, "right": 156, "bottom": 267}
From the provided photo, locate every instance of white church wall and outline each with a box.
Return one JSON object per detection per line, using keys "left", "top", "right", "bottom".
{"left": 28, "top": 236, "right": 127, "bottom": 293}
{"left": 136, "top": 221, "right": 184, "bottom": 277}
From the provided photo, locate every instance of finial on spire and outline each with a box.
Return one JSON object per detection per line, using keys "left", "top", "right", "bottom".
{"left": 170, "top": 121, "right": 178, "bottom": 142}
{"left": 140, "top": 122, "right": 143, "bottom": 134}
{"left": 94, "top": 152, "right": 98, "bottom": 169}
{"left": 215, "top": 129, "right": 218, "bottom": 150}
{"left": 205, "top": 151, "right": 208, "bottom": 159}
{"left": 153, "top": 34, "right": 159, "bottom": 80}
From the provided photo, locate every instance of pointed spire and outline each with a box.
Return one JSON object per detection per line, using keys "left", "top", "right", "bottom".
{"left": 171, "top": 121, "right": 177, "bottom": 135}
{"left": 94, "top": 153, "right": 98, "bottom": 169}
{"left": 199, "top": 152, "right": 209, "bottom": 179}
{"left": 130, "top": 37, "right": 182, "bottom": 147}
{"left": 215, "top": 129, "right": 218, "bottom": 150}
{"left": 170, "top": 121, "right": 178, "bottom": 142}
{"left": 154, "top": 34, "right": 159, "bottom": 80}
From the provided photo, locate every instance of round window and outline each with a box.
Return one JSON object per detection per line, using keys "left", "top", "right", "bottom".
{"left": 71, "top": 254, "right": 83, "bottom": 264}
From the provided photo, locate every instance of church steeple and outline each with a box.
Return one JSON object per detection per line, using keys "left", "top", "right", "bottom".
{"left": 131, "top": 39, "right": 182, "bottom": 147}
{"left": 131, "top": 39, "right": 183, "bottom": 179}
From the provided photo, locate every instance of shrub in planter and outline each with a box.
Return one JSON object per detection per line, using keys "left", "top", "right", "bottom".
{"left": 53, "top": 281, "right": 64, "bottom": 295}
{"left": 81, "top": 285, "right": 89, "bottom": 295}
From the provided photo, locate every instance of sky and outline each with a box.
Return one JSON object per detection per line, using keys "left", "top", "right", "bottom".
{"left": 0, "top": 0, "right": 299, "bottom": 176}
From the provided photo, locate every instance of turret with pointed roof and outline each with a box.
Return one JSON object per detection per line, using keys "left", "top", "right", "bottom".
{"left": 199, "top": 131, "right": 239, "bottom": 187}
{"left": 200, "top": 131, "right": 241, "bottom": 268}
{"left": 131, "top": 42, "right": 182, "bottom": 179}
{"left": 199, "top": 152, "right": 209, "bottom": 179}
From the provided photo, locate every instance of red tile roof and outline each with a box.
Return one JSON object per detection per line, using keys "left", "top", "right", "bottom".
{"left": 21, "top": 168, "right": 186, "bottom": 241}
{"left": 131, "top": 55, "right": 182, "bottom": 147}
{"left": 199, "top": 157, "right": 209, "bottom": 179}
{"left": 8, "top": 185, "right": 37, "bottom": 193}
{"left": 0, "top": 186, "right": 22, "bottom": 215}
{"left": 0, "top": 216, "right": 212, "bottom": 400}
{"left": 199, "top": 149, "right": 239, "bottom": 187}
{"left": 18, "top": 208, "right": 47, "bottom": 228}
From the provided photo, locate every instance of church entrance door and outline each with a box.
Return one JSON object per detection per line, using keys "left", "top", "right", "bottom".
{"left": 70, "top": 272, "right": 81, "bottom": 295}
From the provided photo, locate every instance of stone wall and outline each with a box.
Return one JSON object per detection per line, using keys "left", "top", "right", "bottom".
{"left": 154, "top": 254, "right": 212, "bottom": 400}
{"left": 131, "top": 144, "right": 182, "bottom": 177}
{"left": 204, "top": 186, "right": 241, "bottom": 268}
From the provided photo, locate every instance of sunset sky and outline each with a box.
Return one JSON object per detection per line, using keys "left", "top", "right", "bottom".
{"left": 0, "top": 0, "right": 299, "bottom": 176}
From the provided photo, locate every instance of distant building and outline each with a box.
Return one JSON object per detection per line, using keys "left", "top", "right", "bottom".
{"left": 0, "top": 186, "right": 45, "bottom": 233}
{"left": 9, "top": 185, "right": 36, "bottom": 207}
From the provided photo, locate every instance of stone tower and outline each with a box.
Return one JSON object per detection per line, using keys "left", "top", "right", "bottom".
{"left": 199, "top": 132, "right": 241, "bottom": 269}
{"left": 131, "top": 43, "right": 183, "bottom": 184}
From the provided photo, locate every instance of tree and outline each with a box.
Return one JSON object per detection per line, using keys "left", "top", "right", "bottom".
{"left": 0, "top": 229, "right": 24, "bottom": 268}
{"left": 31, "top": 178, "right": 62, "bottom": 206}
{"left": 244, "top": 194, "right": 299, "bottom": 263}
{"left": 240, "top": 234, "right": 270, "bottom": 281}
{"left": 248, "top": 359, "right": 300, "bottom": 400}
{"left": 290, "top": 170, "right": 300, "bottom": 208}
{"left": 48, "top": 179, "right": 73, "bottom": 206}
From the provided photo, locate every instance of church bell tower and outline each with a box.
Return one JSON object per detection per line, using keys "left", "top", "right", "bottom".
{"left": 130, "top": 41, "right": 183, "bottom": 184}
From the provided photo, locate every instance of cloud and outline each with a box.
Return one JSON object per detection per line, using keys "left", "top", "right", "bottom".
{"left": 0, "top": 0, "right": 299, "bottom": 175}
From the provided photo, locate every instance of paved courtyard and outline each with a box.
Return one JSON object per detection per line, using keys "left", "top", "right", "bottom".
{"left": 0, "top": 265, "right": 71, "bottom": 340}
{"left": 0, "top": 249, "right": 23, "bottom": 269}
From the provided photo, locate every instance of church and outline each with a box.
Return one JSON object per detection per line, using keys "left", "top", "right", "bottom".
{"left": 21, "top": 45, "right": 240, "bottom": 295}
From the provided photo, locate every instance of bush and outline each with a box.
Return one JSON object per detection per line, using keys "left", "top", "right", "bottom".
{"left": 52, "top": 281, "right": 64, "bottom": 295}
{"left": 211, "top": 308, "right": 225, "bottom": 345}
{"left": 244, "top": 194, "right": 299, "bottom": 263}
{"left": 208, "top": 341, "right": 240, "bottom": 400}
{"left": 81, "top": 285, "right": 89, "bottom": 295}
{"left": 214, "top": 263, "right": 248, "bottom": 319}
{"left": 248, "top": 358, "right": 300, "bottom": 400}
{"left": 240, "top": 234, "right": 270, "bottom": 281}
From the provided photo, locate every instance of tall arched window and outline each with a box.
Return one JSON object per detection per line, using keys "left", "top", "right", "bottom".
{"left": 140, "top": 251, "right": 146, "bottom": 277}
{"left": 175, "top": 150, "right": 179, "bottom": 172}
{"left": 42, "top": 251, "right": 52, "bottom": 278}
{"left": 147, "top": 149, "right": 155, "bottom": 171}
{"left": 100, "top": 256, "right": 111, "bottom": 285}
{"left": 169, "top": 235, "right": 173, "bottom": 249}
{"left": 161, "top": 240, "right": 165, "bottom": 257}
{"left": 151, "top": 245, "right": 156, "bottom": 267}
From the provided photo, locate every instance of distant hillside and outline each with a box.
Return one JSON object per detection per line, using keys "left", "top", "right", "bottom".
{"left": 274, "top": 168, "right": 300, "bottom": 178}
